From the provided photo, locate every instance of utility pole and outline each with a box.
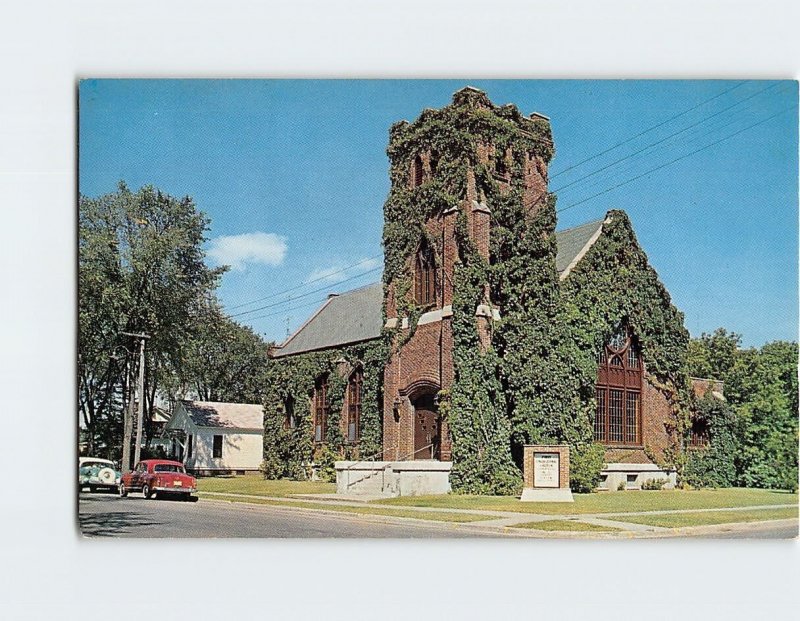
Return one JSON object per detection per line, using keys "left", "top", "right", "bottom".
{"left": 122, "top": 331, "right": 150, "bottom": 468}
{"left": 122, "top": 357, "right": 135, "bottom": 474}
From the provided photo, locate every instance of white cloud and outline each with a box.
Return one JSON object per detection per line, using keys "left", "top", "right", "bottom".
{"left": 305, "top": 257, "right": 381, "bottom": 285}
{"left": 207, "top": 232, "right": 287, "bottom": 271}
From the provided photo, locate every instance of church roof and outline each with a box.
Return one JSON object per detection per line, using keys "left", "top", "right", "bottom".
{"left": 555, "top": 218, "right": 605, "bottom": 276}
{"left": 270, "top": 282, "right": 384, "bottom": 358}
{"left": 270, "top": 218, "right": 606, "bottom": 358}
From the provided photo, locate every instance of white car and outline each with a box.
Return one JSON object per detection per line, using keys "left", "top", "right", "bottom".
{"left": 79, "top": 457, "right": 121, "bottom": 493}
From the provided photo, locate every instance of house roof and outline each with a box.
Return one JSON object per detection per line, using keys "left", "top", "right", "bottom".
{"left": 270, "top": 282, "right": 384, "bottom": 358}
{"left": 178, "top": 400, "right": 264, "bottom": 430}
{"left": 270, "top": 218, "right": 606, "bottom": 358}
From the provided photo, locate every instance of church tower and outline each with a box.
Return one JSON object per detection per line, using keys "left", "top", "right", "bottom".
{"left": 381, "top": 86, "right": 555, "bottom": 462}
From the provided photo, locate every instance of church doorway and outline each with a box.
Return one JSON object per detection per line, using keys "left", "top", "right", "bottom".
{"left": 412, "top": 393, "right": 440, "bottom": 460}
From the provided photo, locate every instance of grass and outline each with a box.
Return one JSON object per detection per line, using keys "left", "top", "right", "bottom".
{"left": 196, "top": 476, "right": 335, "bottom": 497}
{"left": 377, "top": 488, "right": 799, "bottom": 515}
{"left": 201, "top": 493, "right": 493, "bottom": 523}
{"left": 610, "top": 506, "right": 799, "bottom": 529}
{"left": 509, "top": 519, "right": 620, "bottom": 533}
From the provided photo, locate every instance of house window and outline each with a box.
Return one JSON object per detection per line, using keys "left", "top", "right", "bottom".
{"left": 314, "top": 374, "right": 330, "bottom": 443}
{"left": 347, "top": 367, "right": 363, "bottom": 443}
{"left": 212, "top": 435, "right": 223, "bottom": 458}
{"left": 411, "top": 154, "right": 424, "bottom": 187}
{"left": 594, "top": 325, "right": 643, "bottom": 445}
{"left": 187, "top": 434, "right": 193, "bottom": 458}
{"left": 689, "top": 418, "right": 709, "bottom": 447}
{"left": 414, "top": 242, "right": 436, "bottom": 306}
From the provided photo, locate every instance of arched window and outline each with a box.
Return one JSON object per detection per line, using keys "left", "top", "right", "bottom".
{"left": 411, "top": 154, "right": 424, "bottom": 187}
{"left": 283, "top": 396, "right": 296, "bottom": 430}
{"left": 594, "top": 325, "right": 642, "bottom": 445}
{"left": 347, "top": 367, "right": 363, "bottom": 443}
{"left": 313, "top": 374, "right": 329, "bottom": 443}
{"left": 414, "top": 242, "right": 436, "bottom": 306}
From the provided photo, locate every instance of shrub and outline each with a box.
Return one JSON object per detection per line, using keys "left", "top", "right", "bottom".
{"left": 641, "top": 477, "right": 667, "bottom": 490}
{"left": 569, "top": 443, "right": 606, "bottom": 493}
{"left": 617, "top": 481, "right": 626, "bottom": 491}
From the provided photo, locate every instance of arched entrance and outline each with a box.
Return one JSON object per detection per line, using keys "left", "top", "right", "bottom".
{"left": 412, "top": 393, "right": 440, "bottom": 460}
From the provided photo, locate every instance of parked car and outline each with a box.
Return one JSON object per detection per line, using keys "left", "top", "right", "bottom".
{"left": 119, "top": 459, "right": 197, "bottom": 501}
{"left": 79, "top": 457, "right": 121, "bottom": 493}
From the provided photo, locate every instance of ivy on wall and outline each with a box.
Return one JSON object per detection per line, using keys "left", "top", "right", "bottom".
{"left": 560, "top": 210, "right": 693, "bottom": 476}
{"left": 261, "top": 339, "right": 388, "bottom": 481}
{"left": 683, "top": 392, "right": 738, "bottom": 488}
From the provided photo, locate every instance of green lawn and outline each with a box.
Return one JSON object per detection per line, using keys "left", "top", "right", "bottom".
{"left": 610, "top": 506, "right": 799, "bottom": 529}
{"left": 377, "top": 488, "right": 799, "bottom": 515}
{"left": 196, "top": 476, "right": 335, "bottom": 497}
{"left": 510, "top": 519, "right": 620, "bottom": 533}
{"left": 203, "top": 493, "right": 492, "bottom": 523}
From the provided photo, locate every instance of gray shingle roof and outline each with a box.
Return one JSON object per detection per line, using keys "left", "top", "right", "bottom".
{"left": 180, "top": 400, "right": 264, "bottom": 430}
{"left": 270, "top": 282, "right": 384, "bottom": 358}
{"left": 554, "top": 218, "right": 605, "bottom": 275}
{"left": 271, "top": 219, "right": 605, "bottom": 358}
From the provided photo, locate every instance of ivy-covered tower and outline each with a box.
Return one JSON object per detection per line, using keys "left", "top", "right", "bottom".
{"left": 381, "top": 86, "right": 555, "bottom": 466}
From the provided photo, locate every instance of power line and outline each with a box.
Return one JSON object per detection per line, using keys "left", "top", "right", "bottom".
{"left": 225, "top": 253, "right": 383, "bottom": 311}
{"left": 228, "top": 265, "right": 382, "bottom": 318}
{"left": 550, "top": 82, "right": 782, "bottom": 196}
{"left": 556, "top": 104, "right": 796, "bottom": 215}
{"left": 550, "top": 81, "right": 749, "bottom": 180}
{"left": 243, "top": 296, "right": 335, "bottom": 323}
{"left": 553, "top": 83, "right": 791, "bottom": 198}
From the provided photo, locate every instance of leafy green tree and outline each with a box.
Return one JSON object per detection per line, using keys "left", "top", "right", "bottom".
{"left": 171, "top": 303, "right": 271, "bottom": 404}
{"left": 726, "top": 341, "right": 798, "bottom": 490}
{"left": 79, "top": 183, "right": 224, "bottom": 459}
{"left": 686, "top": 328, "right": 741, "bottom": 380}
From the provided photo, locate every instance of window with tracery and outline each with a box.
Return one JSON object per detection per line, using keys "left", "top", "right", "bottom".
{"left": 594, "top": 325, "right": 643, "bottom": 445}
{"left": 414, "top": 242, "right": 436, "bottom": 306}
{"left": 347, "top": 367, "right": 363, "bottom": 443}
{"left": 314, "top": 374, "right": 329, "bottom": 443}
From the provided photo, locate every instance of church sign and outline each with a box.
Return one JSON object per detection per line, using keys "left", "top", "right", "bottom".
{"left": 521, "top": 445, "right": 574, "bottom": 502}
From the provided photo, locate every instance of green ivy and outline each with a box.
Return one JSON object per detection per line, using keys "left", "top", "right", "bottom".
{"left": 262, "top": 339, "right": 389, "bottom": 480}
{"left": 683, "top": 392, "right": 738, "bottom": 488}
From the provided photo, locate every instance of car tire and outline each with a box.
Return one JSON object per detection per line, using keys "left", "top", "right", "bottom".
{"left": 143, "top": 484, "right": 152, "bottom": 499}
{"left": 119, "top": 483, "right": 128, "bottom": 498}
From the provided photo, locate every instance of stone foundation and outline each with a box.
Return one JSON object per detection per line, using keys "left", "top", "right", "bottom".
{"left": 599, "top": 462, "right": 676, "bottom": 491}
{"left": 335, "top": 460, "right": 452, "bottom": 497}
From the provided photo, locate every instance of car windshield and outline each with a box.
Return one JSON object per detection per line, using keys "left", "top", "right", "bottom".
{"left": 81, "top": 461, "right": 111, "bottom": 469}
{"left": 153, "top": 464, "right": 185, "bottom": 473}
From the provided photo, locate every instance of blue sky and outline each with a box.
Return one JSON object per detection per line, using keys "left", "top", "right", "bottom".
{"left": 78, "top": 80, "right": 798, "bottom": 348}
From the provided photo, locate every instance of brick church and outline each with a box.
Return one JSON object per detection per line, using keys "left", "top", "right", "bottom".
{"left": 268, "top": 87, "right": 700, "bottom": 493}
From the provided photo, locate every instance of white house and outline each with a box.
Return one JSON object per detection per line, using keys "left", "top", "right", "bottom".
{"left": 165, "top": 400, "right": 264, "bottom": 475}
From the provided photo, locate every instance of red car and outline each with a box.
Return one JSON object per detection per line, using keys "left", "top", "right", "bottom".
{"left": 119, "top": 459, "right": 197, "bottom": 501}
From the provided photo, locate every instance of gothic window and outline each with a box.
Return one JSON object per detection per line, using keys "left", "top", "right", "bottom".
{"left": 594, "top": 325, "right": 643, "bottom": 445}
{"left": 411, "top": 154, "right": 424, "bottom": 187}
{"left": 414, "top": 241, "right": 436, "bottom": 306}
{"left": 283, "top": 396, "right": 296, "bottom": 430}
{"left": 314, "top": 374, "right": 329, "bottom": 443}
{"left": 347, "top": 367, "right": 363, "bottom": 443}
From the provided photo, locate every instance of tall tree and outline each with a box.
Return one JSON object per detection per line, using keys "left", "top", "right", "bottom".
{"left": 79, "top": 183, "right": 224, "bottom": 460}
{"left": 169, "top": 302, "right": 272, "bottom": 404}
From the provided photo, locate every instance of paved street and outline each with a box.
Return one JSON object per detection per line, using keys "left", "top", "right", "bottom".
{"left": 78, "top": 493, "right": 491, "bottom": 538}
